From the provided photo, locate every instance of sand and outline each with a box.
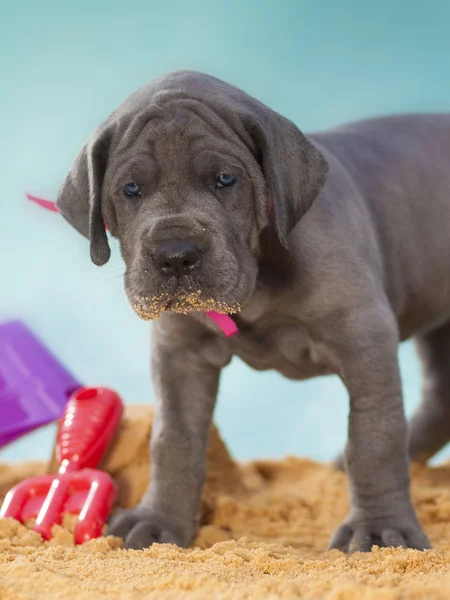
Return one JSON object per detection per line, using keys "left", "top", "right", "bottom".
{"left": 2, "top": 406, "right": 450, "bottom": 599}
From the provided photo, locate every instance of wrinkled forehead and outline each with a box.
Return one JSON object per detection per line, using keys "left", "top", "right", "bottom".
{"left": 108, "top": 107, "right": 248, "bottom": 178}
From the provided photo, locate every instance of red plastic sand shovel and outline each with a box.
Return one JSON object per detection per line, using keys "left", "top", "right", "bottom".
{"left": 0, "top": 386, "right": 123, "bottom": 544}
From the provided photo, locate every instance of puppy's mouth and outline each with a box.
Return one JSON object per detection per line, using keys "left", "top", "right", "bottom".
{"left": 131, "top": 289, "right": 241, "bottom": 322}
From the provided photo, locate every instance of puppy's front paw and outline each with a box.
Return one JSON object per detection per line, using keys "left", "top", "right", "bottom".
{"left": 328, "top": 513, "right": 430, "bottom": 553}
{"left": 105, "top": 506, "right": 195, "bottom": 549}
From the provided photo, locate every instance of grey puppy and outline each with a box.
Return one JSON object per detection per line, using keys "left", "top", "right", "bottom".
{"left": 57, "top": 70, "right": 450, "bottom": 553}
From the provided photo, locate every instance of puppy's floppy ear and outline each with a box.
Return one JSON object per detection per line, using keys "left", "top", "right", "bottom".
{"left": 246, "top": 111, "right": 328, "bottom": 247}
{"left": 56, "top": 126, "right": 113, "bottom": 266}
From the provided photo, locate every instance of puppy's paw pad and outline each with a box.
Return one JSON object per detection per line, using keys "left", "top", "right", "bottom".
{"left": 328, "top": 518, "right": 430, "bottom": 553}
{"left": 106, "top": 507, "right": 192, "bottom": 549}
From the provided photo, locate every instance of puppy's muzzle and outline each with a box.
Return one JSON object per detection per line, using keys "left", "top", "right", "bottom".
{"left": 154, "top": 240, "right": 201, "bottom": 277}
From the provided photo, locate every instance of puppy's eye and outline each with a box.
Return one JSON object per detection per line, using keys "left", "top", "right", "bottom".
{"left": 123, "top": 182, "right": 141, "bottom": 197}
{"left": 216, "top": 174, "right": 236, "bottom": 188}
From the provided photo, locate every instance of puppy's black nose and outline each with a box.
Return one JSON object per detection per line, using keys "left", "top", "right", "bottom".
{"left": 154, "top": 241, "right": 200, "bottom": 276}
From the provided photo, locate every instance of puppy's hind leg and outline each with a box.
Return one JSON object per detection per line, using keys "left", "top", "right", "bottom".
{"left": 335, "top": 319, "right": 450, "bottom": 470}
{"left": 409, "top": 321, "right": 450, "bottom": 463}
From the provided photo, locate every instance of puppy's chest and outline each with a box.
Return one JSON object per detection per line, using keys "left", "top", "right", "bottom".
{"left": 230, "top": 316, "right": 332, "bottom": 380}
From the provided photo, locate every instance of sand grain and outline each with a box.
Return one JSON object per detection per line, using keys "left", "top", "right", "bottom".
{"left": 2, "top": 406, "right": 450, "bottom": 599}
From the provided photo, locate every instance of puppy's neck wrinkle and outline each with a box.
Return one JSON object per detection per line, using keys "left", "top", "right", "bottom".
{"left": 258, "top": 225, "right": 296, "bottom": 288}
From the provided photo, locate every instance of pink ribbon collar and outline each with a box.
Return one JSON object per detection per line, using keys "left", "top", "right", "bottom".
{"left": 27, "top": 194, "right": 238, "bottom": 337}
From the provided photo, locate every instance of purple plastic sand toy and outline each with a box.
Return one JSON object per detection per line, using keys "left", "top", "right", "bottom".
{"left": 0, "top": 320, "right": 81, "bottom": 448}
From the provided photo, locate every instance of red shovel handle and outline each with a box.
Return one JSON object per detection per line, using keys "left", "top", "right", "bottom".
{"left": 57, "top": 387, "right": 123, "bottom": 473}
{"left": 0, "top": 386, "right": 123, "bottom": 544}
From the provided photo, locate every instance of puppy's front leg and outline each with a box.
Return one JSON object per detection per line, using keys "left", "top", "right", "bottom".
{"left": 107, "top": 316, "right": 227, "bottom": 549}
{"left": 316, "top": 304, "right": 430, "bottom": 552}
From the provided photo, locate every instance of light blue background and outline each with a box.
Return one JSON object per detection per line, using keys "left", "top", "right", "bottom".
{"left": 1, "top": 1, "right": 449, "bottom": 463}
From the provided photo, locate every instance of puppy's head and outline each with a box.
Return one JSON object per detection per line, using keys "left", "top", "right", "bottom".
{"left": 57, "top": 71, "right": 327, "bottom": 321}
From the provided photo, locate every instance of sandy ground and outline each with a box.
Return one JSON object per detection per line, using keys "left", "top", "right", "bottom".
{"left": 2, "top": 406, "right": 450, "bottom": 599}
